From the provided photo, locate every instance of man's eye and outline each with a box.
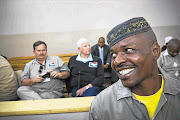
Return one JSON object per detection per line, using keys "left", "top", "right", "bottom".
{"left": 126, "top": 48, "right": 135, "bottom": 53}
{"left": 111, "top": 53, "right": 117, "bottom": 59}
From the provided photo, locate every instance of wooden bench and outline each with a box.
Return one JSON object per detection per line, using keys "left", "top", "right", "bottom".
{"left": 0, "top": 97, "right": 94, "bottom": 120}
{"left": 8, "top": 53, "right": 78, "bottom": 71}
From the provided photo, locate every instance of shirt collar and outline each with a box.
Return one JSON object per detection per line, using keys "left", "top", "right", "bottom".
{"left": 163, "top": 49, "right": 169, "bottom": 56}
{"left": 33, "top": 56, "right": 49, "bottom": 65}
{"left": 76, "top": 53, "right": 93, "bottom": 63}
{"left": 116, "top": 80, "right": 132, "bottom": 100}
{"left": 98, "top": 46, "right": 103, "bottom": 49}
{"left": 116, "top": 74, "right": 180, "bottom": 100}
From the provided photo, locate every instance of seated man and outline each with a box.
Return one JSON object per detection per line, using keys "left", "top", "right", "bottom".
{"left": 66, "top": 38, "right": 104, "bottom": 97}
{"left": 91, "top": 37, "right": 118, "bottom": 84}
{"left": 158, "top": 38, "right": 180, "bottom": 80}
{"left": 17, "top": 41, "right": 70, "bottom": 100}
{"left": 0, "top": 55, "right": 18, "bottom": 101}
{"left": 91, "top": 37, "right": 111, "bottom": 71}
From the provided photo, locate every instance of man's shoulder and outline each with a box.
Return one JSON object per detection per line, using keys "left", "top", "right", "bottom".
{"left": 0, "top": 56, "right": 10, "bottom": 67}
{"left": 104, "top": 44, "right": 110, "bottom": 48}
{"left": 93, "top": 82, "right": 118, "bottom": 102}
{"left": 69, "top": 55, "right": 78, "bottom": 61}
{"left": 92, "top": 55, "right": 101, "bottom": 61}
{"left": 26, "top": 59, "right": 36, "bottom": 65}
{"left": 48, "top": 56, "right": 60, "bottom": 59}
{"left": 70, "top": 55, "right": 78, "bottom": 59}
{"left": 91, "top": 44, "right": 98, "bottom": 49}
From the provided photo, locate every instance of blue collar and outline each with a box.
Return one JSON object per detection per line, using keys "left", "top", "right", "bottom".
{"left": 76, "top": 53, "right": 93, "bottom": 63}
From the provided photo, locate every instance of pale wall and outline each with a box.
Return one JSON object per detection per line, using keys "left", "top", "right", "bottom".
{"left": 0, "top": 0, "right": 180, "bottom": 57}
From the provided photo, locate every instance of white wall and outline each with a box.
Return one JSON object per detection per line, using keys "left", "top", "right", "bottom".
{"left": 0, "top": 0, "right": 180, "bottom": 57}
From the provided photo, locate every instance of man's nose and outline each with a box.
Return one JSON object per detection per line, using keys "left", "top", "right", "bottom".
{"left": 113, "top": 53, "right": 127, "bottom": 65}
{"left": 40, "top": 51, "right": 43, "bottom": 54}
{"left": 87, "top": 46, "right": 91, "bottom": 49}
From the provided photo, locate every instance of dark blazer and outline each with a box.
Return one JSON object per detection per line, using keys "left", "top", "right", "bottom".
{"left": 91, "top": 44, "right": 111, "bottom": 65}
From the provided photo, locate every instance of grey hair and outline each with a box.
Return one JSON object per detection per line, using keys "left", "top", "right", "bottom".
{"left": 77, "top": 38, "right": 89, "bottom": 48}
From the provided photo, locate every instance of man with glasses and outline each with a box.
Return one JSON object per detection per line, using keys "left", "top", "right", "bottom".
{"left": 17, "top": 41, "right": 70, "bottom": 100}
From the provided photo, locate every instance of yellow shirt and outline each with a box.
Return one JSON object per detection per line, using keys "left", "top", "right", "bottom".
{"left": 133, "top": 76, "right": 164, "bottom": 120}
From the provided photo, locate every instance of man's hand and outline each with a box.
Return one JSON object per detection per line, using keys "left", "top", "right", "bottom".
{"left": 104, "top": 64, "right": 109, "bottom": 69}
{"left": 32, "top": 76, "right": 44, "bottom": 83}
{"left": 76, "top": 87, "right": 86, "bottom": 96}
{"left": 50, "top": 71, "right": 60, "bottom": 78}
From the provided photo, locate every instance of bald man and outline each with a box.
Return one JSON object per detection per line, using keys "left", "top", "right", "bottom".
{"left": 158, "top": 38, "right": 180, "bottom": 80}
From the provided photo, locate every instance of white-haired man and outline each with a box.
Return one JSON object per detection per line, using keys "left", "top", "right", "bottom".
{"left": 65, "top": 38, "right": 104, "bottom": 97}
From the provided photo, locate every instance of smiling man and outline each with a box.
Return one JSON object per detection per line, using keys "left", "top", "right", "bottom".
{"left": 89, "top": 17, "right": 180, "bottom": 120}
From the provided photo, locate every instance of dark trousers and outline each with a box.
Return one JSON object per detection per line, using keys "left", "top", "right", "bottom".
{"left": 72, "top": 87, "right": 100, "bottom": 97}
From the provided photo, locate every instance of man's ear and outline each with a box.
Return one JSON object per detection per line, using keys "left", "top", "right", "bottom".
{"left": 151, "top": 42, "right": 160, "bottom": 60}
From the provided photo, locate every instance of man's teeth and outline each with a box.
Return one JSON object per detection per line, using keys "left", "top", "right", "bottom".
{"left": 119, "top": 68, "right": 134, "bottom": 75}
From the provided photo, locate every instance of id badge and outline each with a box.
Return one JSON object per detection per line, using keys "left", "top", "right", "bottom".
{"left": 89, "top": 62, "right": 98, "bottom": 68}
{"left": 49, "top": 63, "right": 55, "bottom": 67}
{"left": 49, "top": 63, "right": 55, "bottom": 71}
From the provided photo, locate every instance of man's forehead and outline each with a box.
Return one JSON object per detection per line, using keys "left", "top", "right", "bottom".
{"left": 110, "top": 39, "right": 136, "bottom": 50}
{"left": 35, "top": 44, "right": 46, "bottom": 49}
{"left": 98, "top": 40, "right": 105, "bottom": 43}
{"left": 168, "top": 45, "right": 180, "bottom": 52}
{"left": 99, "top": 38, "right": 105, "bottom": 42}
{"left": 82, "top": 42, "right": 89, "bottom": 45}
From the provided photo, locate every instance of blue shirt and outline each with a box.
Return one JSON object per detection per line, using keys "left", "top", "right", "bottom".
{"left": 76, "top": 53, "right": 93, "bottom": 63}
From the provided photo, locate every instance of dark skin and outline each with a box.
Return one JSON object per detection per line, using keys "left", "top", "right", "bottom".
{"left": 110, "top": 32, "right": 161, "bottom": 96}
{"left": 98, "top": 37, "right": 105, "bottom": 48}
{"left": 167, "top": 39, "right": 180, "bottom": 57}
{"left": 98, "top": 37, "right": 109, "bottom": 69}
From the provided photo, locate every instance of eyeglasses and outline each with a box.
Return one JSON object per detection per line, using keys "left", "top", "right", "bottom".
{"left": 38, "top": 65, "right": 44, "bottom": 73}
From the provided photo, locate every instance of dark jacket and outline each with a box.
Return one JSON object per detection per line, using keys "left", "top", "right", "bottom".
{"left": 91, "top": 44, "right": 111, "bottom": 65}
{"left": 65, "top": 55, "right": 104, "bottom": 93}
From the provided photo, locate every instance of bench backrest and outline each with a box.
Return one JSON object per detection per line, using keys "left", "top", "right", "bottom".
{"left": 8, "top": 53, "right": 78, "bottom": 71}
